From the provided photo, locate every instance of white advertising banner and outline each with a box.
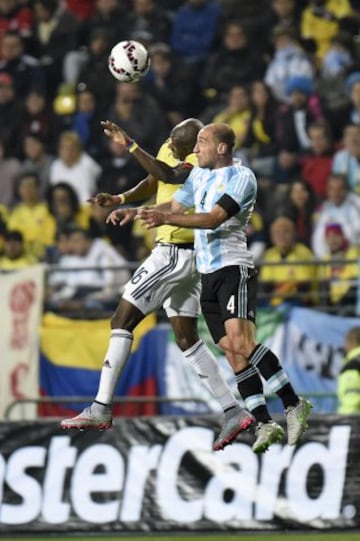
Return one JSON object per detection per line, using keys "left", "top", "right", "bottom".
{"left": 0, "top": 265, "right": 44, "bottom": 419}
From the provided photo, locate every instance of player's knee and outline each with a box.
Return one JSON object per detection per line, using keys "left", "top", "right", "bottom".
{"left": 174, "top": 333, "right": 197, "bottom": 351}
{"left": 110, "top": 302, "right": 143, "bottom": 331}
{"left": 227, "top": 334, "right": 254, "bottom": 358}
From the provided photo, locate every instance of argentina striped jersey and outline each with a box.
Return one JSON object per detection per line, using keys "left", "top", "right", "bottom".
{"left": 173, "top": 164, "right": 257, "bottom": 274}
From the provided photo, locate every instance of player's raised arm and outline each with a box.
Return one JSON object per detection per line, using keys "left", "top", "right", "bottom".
{"left": 101, "top": 120, "right": 194, "bottom": 184}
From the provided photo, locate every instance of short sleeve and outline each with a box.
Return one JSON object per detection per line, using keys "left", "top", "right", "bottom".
{"left": 173, "top": 171, "right": 195, "bottom": 208}
{"left": 224, "top": 167, "right": 256, "bottom": 208}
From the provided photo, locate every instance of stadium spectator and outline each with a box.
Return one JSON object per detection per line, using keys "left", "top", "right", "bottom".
{"left": 300, "top": 121, "right": 334, "bottom": 199}
{"left": 47, "top": 182, "right": 92, "bottom": 234}
{"left": 317, "top": 33, "right": 356, "bottom": 136}
{"left": 127, "top": 0, "right": 171, "bottom": 45}
{"left": 32, "top": 0, "right": 81, "bottom": 95}
{"left": 312, "top": 173, "right": 360, "bottom": 257}
{"left": 260, "top": 216, "right": 316, "bottom": 307}
{"left": 20, "top": 132, "right": 54, "bottom": 198}
{"left": 0, "top": 137, "right": 21, "bottom": 207}
{"left": 71, "top": 87, "right": 103, "bottom": 159}
{"left": 267, "top": 0, "right": 300, "bottom": 37}
{"left": 0, "top": 30, "right": 46, "bottom": 97}
{"left": 211, "top": 85, "right": 251, "bottom": 152}
{"left": 322, "top": 32, "right": 354, "bottom": 78}
{"left": 274, "top": 75, "right": 323, "bottom": 184}
{"left": 98, "top": 134, "right": 144, "bottom": 193}
{"left": 0, "top": 71, "right": 23, "bottom": 156}
{"left": 84, "top": 0, "right": 130, "bottom": 46}
{"left": 46, "top": 227, "right": 130, "bottom": 312}
{"left": 0, "top": 0, "right": 33, "bottom": 53}
{"left": 265, "top": 25, "right": 314, "bottom": 103}
{"left": 20, "top": 90, "right": 52, "bottom": 143}
{"left": 88, "top": 203, "right": 139, "bottom": 259}
{"left": 106, "top": 81, "right": 168, "bottom": 154}
{"left": 276, "top": 178, "right": 317, "bottom": 247}
{"left": 66, "top": 0, "right": 97, "bottom": 21}
{"left": 337, "top": 326, "right": 360, "bottom": 414}
{"left": 143, "top": 43, "right": 195, "bottom": 126}
{"left": 344, "top": 72, "right": 360, "bottom": 127}
{"left": 0, "top": 229, "right": 35, "bottom": 269}
{"left": 7, "top": 171, "right": 56, "bottom": 259}
{"left": 76, "top": 29, "right": 115, "bottom": 109}
{"left": 171, "top": 0, "right": 222, "bottom": 65}
{"left": 220, "top": 0, "right": 271, "bottom": 54}
{"left": 332, "top": 124, "right": 360, "bottom": 195}
{"left": 242, "top": 80, "right": 278, "bottom": 178}
{"left": 301, "top": 0, "right": 354, "bottom": 63}
{"left": 319, "top": 223, "right": 359, "bottom": 311}
{"left": 202, "top": 20, "right": 266, "bottom": 101}
{"left": 49, "top": 131, "right": 102, "bottom": 204}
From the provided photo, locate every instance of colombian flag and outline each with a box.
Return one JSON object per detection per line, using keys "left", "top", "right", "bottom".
{"left": 39, "top": 312, "right": 167, "bottom": 417}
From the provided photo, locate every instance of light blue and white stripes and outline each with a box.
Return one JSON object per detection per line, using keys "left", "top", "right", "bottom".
{"left": 173, "top": 164, "right": 257, "bottom": 274}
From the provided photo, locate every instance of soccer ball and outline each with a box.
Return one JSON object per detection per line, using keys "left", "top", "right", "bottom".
{"left": 108, "top": 40, "right": 150, "bottom": 83}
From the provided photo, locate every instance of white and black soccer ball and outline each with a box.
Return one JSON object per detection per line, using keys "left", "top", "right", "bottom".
{"left": 108, "top": 40, "right": 151, "bottom": 83}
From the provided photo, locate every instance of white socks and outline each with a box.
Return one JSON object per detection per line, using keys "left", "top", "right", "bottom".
{"left": 95, "top": 329, "right": 133, "bottom": 405}
{"left": 183, "top": 339, "right": 239, "bottom": 411}
{"left": 94, "top": 333, "right": 239, "bottom": 414}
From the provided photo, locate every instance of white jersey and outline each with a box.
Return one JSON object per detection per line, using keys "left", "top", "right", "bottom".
{"left": 173, "top": 164, "right": 257, "bottom": 274}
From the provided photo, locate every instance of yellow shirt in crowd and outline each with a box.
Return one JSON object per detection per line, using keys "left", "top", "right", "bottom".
{"left": 7, "top": 202, "right": 56, "bottom": 259}
{"left": 320, "top": 246, "right": 360, "bottom": 304}
{"left": 0, "top": 255, "right": 37, "bottom": 270}
{"left": 212, "top": 109, "right": 251, "bottom": 149}
{"left": 301, "top": 0, "right": 352, "bottom": 61}
{"left": 261, "top": 243, "right": 316, "bottom": 306}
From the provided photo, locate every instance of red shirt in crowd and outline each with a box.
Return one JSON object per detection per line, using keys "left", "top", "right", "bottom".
{"left": 301, "top": 153, "right": 333, "bottom": 199}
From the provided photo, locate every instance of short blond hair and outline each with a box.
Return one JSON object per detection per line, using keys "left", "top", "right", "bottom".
{"left": 58, "top": 131, "right": 83, "bottom": 153}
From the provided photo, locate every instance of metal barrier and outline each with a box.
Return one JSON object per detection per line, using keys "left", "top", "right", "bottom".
{"left": 266, "top": 392, "right": 338, "bottom": 414}
{"left": 4, "top": 393, "right": 338, "bottom": 421}
{"left": 21, "top": 256, "right": 357, "bottom": 318}
{"left": 4, "top": 396, "right": 212, "bottom": 421}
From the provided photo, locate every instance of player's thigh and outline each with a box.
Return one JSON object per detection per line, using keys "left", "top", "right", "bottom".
{"left": 218, "top": 265, "right": 258, "bottom": 323}
{"left": 163, "top": 264, "right": 201, "bottom": 319}
{"left": 200, "top": 272, "right": 226, "bottom": 345}
{"left": 123, "top": 245, "right": 195, "bottom": 315}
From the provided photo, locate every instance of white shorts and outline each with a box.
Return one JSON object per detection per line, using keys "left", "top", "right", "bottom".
{"left": 122, "top": 243, "right": 201, "bottom": 318}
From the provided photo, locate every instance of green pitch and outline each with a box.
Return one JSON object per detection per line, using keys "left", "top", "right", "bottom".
{"left": 0, "top": 534, "right": 359, "bottom": 541}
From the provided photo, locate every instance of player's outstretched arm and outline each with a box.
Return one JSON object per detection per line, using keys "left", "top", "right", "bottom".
{"left": 88, "top": 175, "right": 158, "bottom": 207}
{"left": 139, "top": 204, "right": 229, "bottom": 230}
{"left": 101, "top": 120, "right": 191, "bottom": 184}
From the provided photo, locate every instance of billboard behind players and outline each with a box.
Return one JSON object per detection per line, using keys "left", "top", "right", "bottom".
{"left": 0, "top": 415, "right": 358, "bottom": 532}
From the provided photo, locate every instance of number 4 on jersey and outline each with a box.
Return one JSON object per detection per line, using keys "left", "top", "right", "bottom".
{"left": 226, "top": 295, "right": 235, "bottom": 314}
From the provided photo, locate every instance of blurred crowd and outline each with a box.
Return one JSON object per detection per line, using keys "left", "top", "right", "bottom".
{"left": 0, "top": 0, "right": 360, "bottom": 315}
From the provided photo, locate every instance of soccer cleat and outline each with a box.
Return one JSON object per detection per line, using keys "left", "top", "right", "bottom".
{"left": 213, "top": 408, "right": 255, "bottom": 451}
{"left": 60, "top": 406, "right": 112, "bottom": 430}
{"left": 285, "top": 396, "right": 312, "bottom": 446}
{"left": 252, "top": 421, "right": 285, "bottom": 454}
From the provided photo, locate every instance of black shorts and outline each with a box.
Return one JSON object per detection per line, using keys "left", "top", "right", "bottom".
{"left": 200, "top": 265, "right": 258, "bottom": 344}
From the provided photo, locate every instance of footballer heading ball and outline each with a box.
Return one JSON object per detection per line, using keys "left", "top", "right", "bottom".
{"left": 108, "top": 40, "right": 151, "bottom": 83}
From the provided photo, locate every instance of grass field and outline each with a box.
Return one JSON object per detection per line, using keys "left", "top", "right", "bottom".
{"left": 0, "top": 534, "right": 359, "bottom": 541}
